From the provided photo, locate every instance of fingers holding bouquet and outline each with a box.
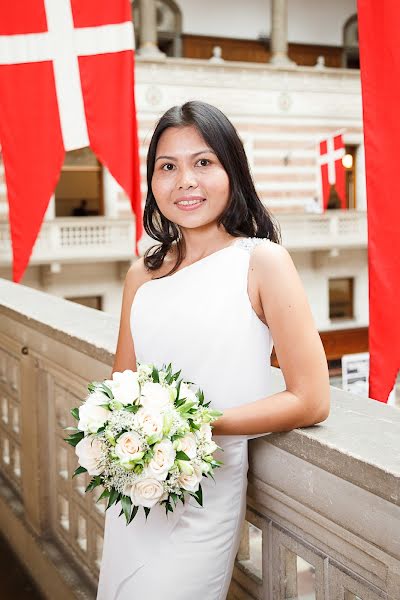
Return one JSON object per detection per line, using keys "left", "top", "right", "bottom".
{"left": 65, "top": 363, "right": 223, "bottom": 524}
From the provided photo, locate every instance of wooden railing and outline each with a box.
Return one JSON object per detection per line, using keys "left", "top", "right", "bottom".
{"left": 0, "top": 278, "right": 398, "bottom": 600}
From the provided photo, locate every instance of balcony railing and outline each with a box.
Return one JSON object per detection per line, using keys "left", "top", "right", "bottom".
{"left": 0, "top": 211, "right": 367, "bottom": 271}
{"left": 278, "top": 210, "right": 367, "bottom": 250}
{"left": 0, "top": 217, "right": 136, "bottom": 266}
{"left": 0, "top": 277, "right": 398, "bottom": 599}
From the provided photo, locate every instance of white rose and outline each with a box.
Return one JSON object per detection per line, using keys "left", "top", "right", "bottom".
{"left": 178, "top": 464, "right": 202, "bottom": 492}
{"left": 130, "top": 477, "right": 165, "bottom": 508}
{"left": 114, "top": 431, "right": 145, "bottom": 466}
{"left": 177, "top": 432, "right": 197, "bottom": 459}
{"left": 135, "top": 407, "right": 164, "bottom": 440}
{"left": 147, "top": 439, "right": 176, "bottom": 481}
{"left": 140, "top": 382, "right": 172, "bottom": 410}
{"left": 108, "top": 370, "right": 140, "bottom": 405}
{"left": 78, "top": 400, "right": 109, "bottom": 434}
{"left": 75, "top": 435, "right": 104, "bottom": 475}
{"left": 85, "top": 390, "right": 109, "bottom": 406}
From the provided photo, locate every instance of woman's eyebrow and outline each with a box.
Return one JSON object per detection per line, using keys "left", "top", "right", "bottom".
{"left": 155, "top": 149, "right": 216, "bottom": 162}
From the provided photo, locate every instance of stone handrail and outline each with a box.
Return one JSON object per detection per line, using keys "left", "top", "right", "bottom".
{"left": 0, "top": 278, "right": 398, "bottom": 599}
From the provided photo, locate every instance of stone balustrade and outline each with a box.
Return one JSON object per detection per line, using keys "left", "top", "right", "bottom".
{"left": 0, "top": 278, "right": 398, "bottom": 599}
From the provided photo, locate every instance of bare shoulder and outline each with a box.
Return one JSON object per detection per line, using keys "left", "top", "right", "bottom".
{"left": 125, "top": 256, "right": 153, "bottom": 298}
{"left": 250, "top": 239, "right": 294, "bottom": 277}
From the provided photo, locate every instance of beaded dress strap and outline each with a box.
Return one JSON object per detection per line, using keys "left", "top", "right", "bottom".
{"left": 233, "top": 237, "right": 270, "bottom": 252}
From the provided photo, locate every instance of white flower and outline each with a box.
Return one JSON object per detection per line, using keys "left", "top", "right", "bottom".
{"left": 108, "top": 370, "right": 140, "bottom": 405}
{"left": 146, "top": 439, "right": 176, "bottom": 481}
{"left": 135, "top": 407, "right": 164, "bottom": 440}
{"left": 85, "top": 390, "right": 109, "bottom": 406}
{"left": 140, "top": 382, "right": 172, "bottom": 410}
{"left": 78, "top": 400, "right": 109, "bottom": 434}
{"left": 75, "top": 436, "right": 104, "bottom": 476}
{"left": 204, "top": 440, "right": 218, "bottom": 455}
{"left": 195, "top": 423, "right": 213, "bottom": 442}
{"left": 177, "top": 463, "right": 202, "bottom": 492}
{"left": 179, "top": 382, "right": 198, "bottom": 404}
{"left": 130, "top": 476, "right": 165, "bottom": 508}
{"left": 176, "top": 432, "right": 197, "bottom": 459}
{"left": 138, "top": 363, "right": 153, "bottom": 379}
{"left": 114, "top": 431, "right": 145, "bottom": 466}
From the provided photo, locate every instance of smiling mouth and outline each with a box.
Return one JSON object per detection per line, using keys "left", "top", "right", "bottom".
{"left": 175, "top": 197, "right": 206, "bottom": 206}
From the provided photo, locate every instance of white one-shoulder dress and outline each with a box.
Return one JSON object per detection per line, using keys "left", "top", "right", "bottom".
{"left": 96, "top": 237, "right": 273, "bottom": 600}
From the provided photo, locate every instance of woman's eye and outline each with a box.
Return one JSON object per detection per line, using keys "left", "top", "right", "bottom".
{"left": 161, "top": 163, "right": 175, "bottom": 171}
{"left": 197, "top": 158, "right": 210, "bottom": 167}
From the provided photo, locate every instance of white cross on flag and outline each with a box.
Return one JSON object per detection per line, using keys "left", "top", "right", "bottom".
{"left": 0, "top": 1, "right": 142, "bottom": 282}
{"left": 318, "top": 134, "right": 346, "bottom": 210}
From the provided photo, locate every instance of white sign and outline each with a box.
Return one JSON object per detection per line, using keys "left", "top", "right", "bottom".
{"left": 342, "top": 352, "right": 396, "bottom": 405}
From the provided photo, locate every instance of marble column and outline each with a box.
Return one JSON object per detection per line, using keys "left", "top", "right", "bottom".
{"left": 137, "top": 0, "right": 165, "bottom": 58}
{"left": 269, "top": 0, "right": 295, "bottom": 66}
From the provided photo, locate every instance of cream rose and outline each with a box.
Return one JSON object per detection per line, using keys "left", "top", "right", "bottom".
{"left": 140, "top": 382, "right": 172, "bottom": 410}
{"left": 114, "top": 431, "right": 144, "bottom": 466}
{"left": 78, "top": 400, "right": 109, "bottom": 434}
{"left": 177, "top": 463, "right": 202, "bottom": 492}
{"left": 146, "top": 439, "right": 176, "bottom": 481}
{"left": 75, "top": 435, "right": 104, "bottom": 475}
{"left": 107, "top": 370, "right": 140, "bottom": 405}
{"left": 135, "top": 407, "right": 164, "bottom": 440}
{"left": 130, "top": 477, "right": 165, "bottom": 508}
{"left": 177, "top": 432, "right": 197, "bottom": 459}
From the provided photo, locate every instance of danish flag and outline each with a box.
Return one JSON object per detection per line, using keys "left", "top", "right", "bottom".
{"left": 0, "top": 1, "right": 142, "bottom": 282}
{"left": 318, "top": 134, "right": 346, "bottom": 210}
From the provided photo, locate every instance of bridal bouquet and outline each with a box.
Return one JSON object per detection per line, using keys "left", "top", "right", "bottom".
{"left": 64, "top": 363, "right": 223, "bottom": 524}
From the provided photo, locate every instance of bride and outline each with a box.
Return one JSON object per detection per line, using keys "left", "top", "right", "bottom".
{"left": 96, "top": 100, "right": 330, "bottom": 599}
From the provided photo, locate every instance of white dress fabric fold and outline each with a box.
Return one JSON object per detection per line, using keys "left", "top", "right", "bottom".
{"left": 96, "top": 237, "right": 273, "bottom": 600}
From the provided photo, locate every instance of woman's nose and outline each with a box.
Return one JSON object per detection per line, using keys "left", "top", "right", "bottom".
{"left": 177, "top": 167, "right": 198, "bottom": 190}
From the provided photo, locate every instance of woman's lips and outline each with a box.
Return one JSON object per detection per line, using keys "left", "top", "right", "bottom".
{"left": 175, "top": 198, "right": 206, "bottom": 211}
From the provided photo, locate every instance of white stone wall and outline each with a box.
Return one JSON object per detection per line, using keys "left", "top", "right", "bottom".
{"left": 175, "top": 0, "right": 357, "bottom": 46}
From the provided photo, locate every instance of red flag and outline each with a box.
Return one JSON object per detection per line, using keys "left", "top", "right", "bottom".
{"left": 358, "top": 0, "right": 400, "bottom": 402}
{"left": 0, "top": 1, "right": 142, "bottom": 283}
{"left": 318, "top": 134, "right": 346, "bottom": 210}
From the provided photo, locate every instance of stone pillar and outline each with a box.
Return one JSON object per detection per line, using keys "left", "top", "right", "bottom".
{"left": 269, "top": 0, "right": 295, "bottom": 66}
{"left": 137, "top": 0, "right": 165, "bottom": 59}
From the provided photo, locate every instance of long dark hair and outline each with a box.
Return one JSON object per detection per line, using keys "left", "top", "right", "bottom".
{"left": 143, "top": 101, "right": 281, "bottom": 276}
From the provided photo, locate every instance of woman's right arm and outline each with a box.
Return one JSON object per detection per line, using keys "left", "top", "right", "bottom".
{"left": 111, "top": 258, "right": 147, "bottom": 377}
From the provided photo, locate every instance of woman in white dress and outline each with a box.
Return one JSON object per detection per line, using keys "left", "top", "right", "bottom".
{"left": 96, "top": 101, "right": 330, "bottom": 599}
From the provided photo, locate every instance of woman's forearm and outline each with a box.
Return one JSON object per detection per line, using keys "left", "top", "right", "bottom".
{"left": 211, "top": 390, "right": 329, "bottom": 436}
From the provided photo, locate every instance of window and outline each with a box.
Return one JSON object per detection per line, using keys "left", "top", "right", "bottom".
{"left": 343, "top": 14, "right": 359, "bottom": 69}
{"left": 54, "top": 147, "right": 103, "bottom": 217}
{"left": 329, "top": 278, "right": 354, "bottom": 320}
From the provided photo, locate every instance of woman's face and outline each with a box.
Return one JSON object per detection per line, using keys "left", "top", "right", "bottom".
{"left": 151, "top": 125, "right": 230, "bottom": 230}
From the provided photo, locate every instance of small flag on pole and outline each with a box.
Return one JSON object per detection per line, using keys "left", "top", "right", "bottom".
{"left": 318, "top": 134, "right": 346, "bottom": 210}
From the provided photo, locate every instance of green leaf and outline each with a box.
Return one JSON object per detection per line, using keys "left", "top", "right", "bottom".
{"left": 107, "top": 487, "right": 120, "bottom": 509}
{"left": 72, "top": 466, "right": 87, "bottom": 478}
{"left": 99, "top": 383, "right": 114, "bottom": 399}
{"left": 192, "top": 484, "right": 203, "bottom": 507}
{"left": 151, "top": 365, "right": 159, "bottom": 383}
{"left": 124, "top": 405, "right": 139, "bottom": 413}
{"left": 96, "top": 489, "right": 111, "bottom": 503}
{"left": 121, "top": 495, "right": 132, "bottom": 524}
{"left": 64, "top": 431, "right": 84, "bottom": 447}
{"left": 175, "top": 450, "right": 190, "bottom": 461}
{"left": 85, "top": 476, "right": 102, "bottom": 493}
{"left": 71, "top": 407, "right": 80, "bottom": 420}
{"left": 128, "top": 505, "right": 139, "bottom": 524}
